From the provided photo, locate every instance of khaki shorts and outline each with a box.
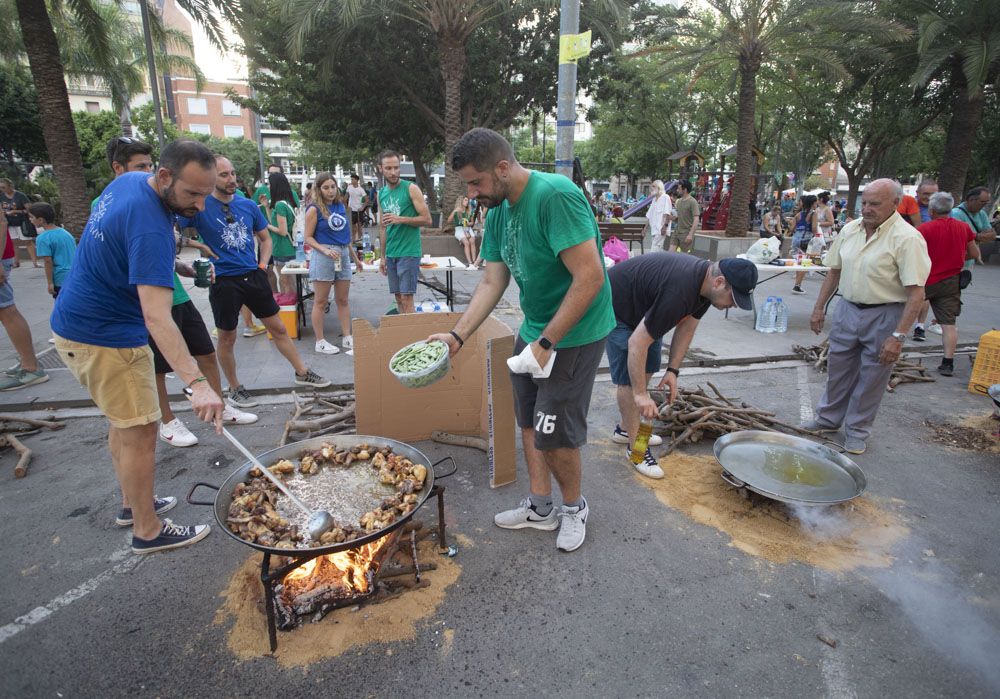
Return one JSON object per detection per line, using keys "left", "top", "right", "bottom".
{"left": 54, "top": 334, "right": 160, "bottom": 428}
{"left": 924, "top": 275, "right": 962, "bottom": 326}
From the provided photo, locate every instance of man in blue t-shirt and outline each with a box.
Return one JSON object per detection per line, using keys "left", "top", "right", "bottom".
{"left": 178, "top": 155, "right": 329, "bottom": 406}
{"left": 51, "top": 139, "right": 225, "bottom": 555}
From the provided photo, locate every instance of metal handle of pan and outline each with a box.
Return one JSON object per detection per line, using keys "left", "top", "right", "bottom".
{"left": 720, "top": 470, "right": 745, "bottom": 488}
{"left": 186, "top": 481, "right": 220, "bottom": 506}
{"left": 431, "top": 455, "right": 458, "bottom": 479}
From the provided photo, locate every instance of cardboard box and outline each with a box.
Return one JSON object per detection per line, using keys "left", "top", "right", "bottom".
{"left": 354, "top": 312, "right": 517, "bottom": 487}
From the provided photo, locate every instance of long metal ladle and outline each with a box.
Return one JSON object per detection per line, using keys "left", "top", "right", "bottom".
{"left": 221, "top": 428, "right": 335, "bottom": 540}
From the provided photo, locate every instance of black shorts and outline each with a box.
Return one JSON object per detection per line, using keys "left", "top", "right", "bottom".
{"left": 209, "top": 269, "right": 280, "bottom": 332}
{"left": 351, "top": 210, "right": 363, "bottom": 224}
{"left": 510, "top": 335, "right": 607, "bottom": 450}
{"left": 149, "top": 300, "right": 216, "bottom": 374}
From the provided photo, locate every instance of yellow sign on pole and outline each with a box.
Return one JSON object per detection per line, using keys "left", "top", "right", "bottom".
{"left": 559, "top": 30, "right": 592, "bottom": 64}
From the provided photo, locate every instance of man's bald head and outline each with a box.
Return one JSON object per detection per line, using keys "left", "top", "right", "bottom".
{"left": 860, "top": 179, "right": 903, "bottom": 229}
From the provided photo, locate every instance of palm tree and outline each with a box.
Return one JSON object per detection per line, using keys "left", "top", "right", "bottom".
{"left": 10, "top": 0, "right": 237, "bottom": 234}
{"left": 284, "top": 0, "right": 626, "bottom": 206}
{"left": 911, "top": 0, "right": 1000, "bottom": 199}
{"left": 58, "top": 2, "right": 206, "bottom": 137}
{"left": 645, "top": 0, "right": 901, "bottom": 237}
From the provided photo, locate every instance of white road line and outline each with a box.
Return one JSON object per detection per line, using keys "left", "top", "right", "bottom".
{"left": 797, "top": 365, "right": 814, "bottom": 422}
{"left": 812, "top": 570, "right": 858, "bottom": 699}
{"left": 0, "top": 548, "right": 141, "bottom": 645}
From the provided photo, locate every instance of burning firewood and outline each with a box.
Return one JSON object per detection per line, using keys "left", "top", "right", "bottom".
{"left": 650, "top": 383, "right": 826, "bottom": 454}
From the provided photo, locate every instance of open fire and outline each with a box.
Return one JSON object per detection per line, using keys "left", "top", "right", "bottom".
{"left": 279, "top": 532, "right": 397, "bottom": 610}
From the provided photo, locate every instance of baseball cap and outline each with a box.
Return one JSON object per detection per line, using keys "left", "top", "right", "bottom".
{"left": 719, "top": 258, "right": 758, "bottom": 311}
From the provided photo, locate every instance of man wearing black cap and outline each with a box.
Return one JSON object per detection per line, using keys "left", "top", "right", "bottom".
{"left": 606, "top": 253, "right": 757, "bottom": 478}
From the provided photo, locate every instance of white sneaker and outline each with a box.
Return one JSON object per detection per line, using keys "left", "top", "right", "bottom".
{"left": 222, "top": 405, "right": 258, "bottom": 425}
{"left": 467, "top": 264, "right": 477, "bottom": 270}
{"left": 556, "top": 497, "right": 589, "bottom": 552}
{"left": 315, "top": 339, "right": 340, "bottom": 355}
{"left": 159, "top": 418, "right": 198, "bottom": 447}
{"left": 611, "top": 424, "right": 663, "bottom": 446}
{"left": 627, "top": 447, "right": 664, "bottom": 479}
{"left": 494, "top": 498, "right": 559, "bottom": 530}
{"left": 927, "top": 322, "right": 943, "bottom": 335}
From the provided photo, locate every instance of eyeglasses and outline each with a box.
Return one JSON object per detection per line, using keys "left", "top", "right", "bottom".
{"left": 221, "top": 203, "right": 235, "bottom": 224}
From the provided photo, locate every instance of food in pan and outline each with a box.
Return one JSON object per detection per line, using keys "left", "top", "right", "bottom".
{"left": 225, "top": 442, "right": 427, "bottom": 548}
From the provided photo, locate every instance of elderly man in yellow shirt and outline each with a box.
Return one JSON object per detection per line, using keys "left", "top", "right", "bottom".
{"left": 805, "top": 179, "right": 931, "bottom": 454}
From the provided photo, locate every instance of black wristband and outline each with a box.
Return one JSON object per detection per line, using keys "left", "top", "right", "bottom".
{"left": 449, "top": 330, "right": 464, "bottom": 348}
{"left": 666, "top": 367, "right": 680, "bottom": 377}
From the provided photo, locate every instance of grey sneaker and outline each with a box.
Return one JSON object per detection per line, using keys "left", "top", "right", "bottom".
{"left": 4, "top": 362, "right": 21, "bottom": 377}
{"left": 556, "top": 498, "right": 589, "bottom": 552}
{"left": 494, "top": 498, "right": 559, "bottom": 531}
{"left": 0, "top": 367, "right": 49, "bottom": 391}
{"left": 843, "top": 436, "right": 867, "bottom": 455}
{"left": 295, "top": 369, "right": 331, "bottom": 388}
{"left": 800, "top": 419, "right": 838, "bottom": 432}
{"left": 227, "top": 385, "right": 258, "bottom": 408}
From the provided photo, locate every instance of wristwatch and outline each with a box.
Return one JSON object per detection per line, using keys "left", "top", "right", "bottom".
{"left": 538, "top": 336, "right": 553, "bottom": 350}
{"left": 666, "top": 367, "right": 680, "bottom": 376}
{"left": 891, "top": 332, "right": 906, "bottom": 342}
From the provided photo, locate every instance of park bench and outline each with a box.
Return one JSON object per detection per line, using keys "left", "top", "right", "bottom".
{"left": 598, "top": 221, "right": 647, "bottom": 254}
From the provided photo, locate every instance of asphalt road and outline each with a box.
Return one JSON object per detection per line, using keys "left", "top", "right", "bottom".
{"left": 1, "top": 362, "right": 998, "bottom": 697}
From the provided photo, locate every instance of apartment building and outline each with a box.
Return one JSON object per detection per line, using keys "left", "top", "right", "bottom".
{"left": 170, "top": 77, "right": 255, "bottom": 140}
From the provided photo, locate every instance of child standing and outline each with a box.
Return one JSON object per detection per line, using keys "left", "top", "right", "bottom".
{"left": 28, "top": 203, "right": 76, "bottom": 299}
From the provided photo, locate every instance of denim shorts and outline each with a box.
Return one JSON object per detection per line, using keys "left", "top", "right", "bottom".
{"left": 310, "top": 245, "right": 353, "bottom": 282}
{"left": 0, "top": 259, "right": 14, "bottom": 309}
{"left": 387, "top": 256, "right": 419, "bottom": 295}
{"left": 791, "top": 229, "right": 812, "bottom": 252}
{"left": 605, "top": 320, "right": 663, "bottom": 386}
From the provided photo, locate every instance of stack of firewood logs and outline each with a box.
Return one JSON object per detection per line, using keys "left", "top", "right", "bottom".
{"left": 792, "top": 339, "right": 934, "bottom": 391}
{"left": 650, "top": 383, "right": 824, "bottom": 454}
{"left": 0, "top": 414, "right": 65, "bottom": 478}
{"left": 280, "top": 388, "right": 356, "bottom": 446}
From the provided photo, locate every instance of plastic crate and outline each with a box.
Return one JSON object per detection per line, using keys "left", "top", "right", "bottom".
{"left": 968, "top": 330, "right": 1000, "bottom": 395}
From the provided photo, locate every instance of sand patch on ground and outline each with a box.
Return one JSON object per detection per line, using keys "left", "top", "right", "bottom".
{"left": 643, "top": 453, "right": 908, "bottom": 571}
{"left": 215, "top": 538, "right": 462, "bottom": 667}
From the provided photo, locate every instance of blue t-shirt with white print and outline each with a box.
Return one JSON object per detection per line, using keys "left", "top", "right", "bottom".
{"left": 177, "top": 194, "right": 268, "bottom": 277}
{"left": 51, "top": 172, "right": 175, "bottom": 348}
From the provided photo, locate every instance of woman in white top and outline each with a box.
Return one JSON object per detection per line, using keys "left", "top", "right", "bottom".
{"left": 812, "top": 191, "right": 835, "bottom": 244}
{"left": 647, "top": 179, "right": 673, "bottom": 251}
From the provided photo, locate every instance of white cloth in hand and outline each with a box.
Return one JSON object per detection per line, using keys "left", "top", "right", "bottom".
{"left": 506, "top": 343, "right": 556, "bottom": 378}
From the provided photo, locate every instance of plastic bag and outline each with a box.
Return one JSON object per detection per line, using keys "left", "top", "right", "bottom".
{"left": 806, "top": 235, "right": 826, "bottom": 256}
{"left": 603, "top": 236, "right": 629, "bottom": 264}
{"left": 746, "top": 236, "right": 781, "bottom": 264}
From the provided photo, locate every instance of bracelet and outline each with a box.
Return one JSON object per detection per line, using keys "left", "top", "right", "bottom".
{"left": 666, "top": 367, "right": 680, "bottom": 377}
{"left": 449, "top": 330, "right": 464, "bottom": 348}
{"left": 187, "top": 376, "right": 207, "bottom": 390}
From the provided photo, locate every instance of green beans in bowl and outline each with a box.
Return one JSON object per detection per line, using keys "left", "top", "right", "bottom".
{"left": 389, "top": 340, "right": 451, "bottom": 388}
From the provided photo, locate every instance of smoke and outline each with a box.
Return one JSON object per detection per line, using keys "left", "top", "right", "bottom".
{"left": 788, "top": 502, "right": 856, "bottom": 540}
{"left": 871, "top": 552, "right": 1000, "bottom": 693}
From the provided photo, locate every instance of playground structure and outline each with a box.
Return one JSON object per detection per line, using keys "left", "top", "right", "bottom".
{"left": 666, "top": 145, "right": 766, "bottom": 232}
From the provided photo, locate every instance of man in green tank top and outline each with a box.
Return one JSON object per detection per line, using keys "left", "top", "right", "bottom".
{"left": 377, "top": 150, "right": 432, "bottom": 314}
{"left": 429, "top": 128, "right": 615, "bottom": 553}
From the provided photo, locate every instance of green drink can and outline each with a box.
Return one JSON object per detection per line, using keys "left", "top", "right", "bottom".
{"left": 194, "top": 258, "right": 212, "bottom": 288}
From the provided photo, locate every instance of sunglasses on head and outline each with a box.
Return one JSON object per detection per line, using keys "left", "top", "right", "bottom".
{"left": 221, "top": 203, "right": 235, "bottom": 224}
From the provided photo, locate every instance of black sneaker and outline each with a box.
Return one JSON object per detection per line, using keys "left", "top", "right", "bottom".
{"left": 295, "top": 369, "right": 331, "bottom": 388}
{"left": 132, "top": 519, "right": 211, "bottom": 554}
{"left": 913, "top": 327, "right": 926, "bottom": 342}
{"left": 227, "top": 385, "right": 259, "bottom": 408}
{"left": 115, "top": 496, "right": 178, "bottom": 526}
{"left": 791, "top": 285, "right": 805, "bottom": 294}
{"left": 937, "top": 362, "right": 954, "bottom": 377}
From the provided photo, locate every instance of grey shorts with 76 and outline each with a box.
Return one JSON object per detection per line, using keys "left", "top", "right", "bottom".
{"left": 510, "top": 335, "right": 607, "bottom": 451}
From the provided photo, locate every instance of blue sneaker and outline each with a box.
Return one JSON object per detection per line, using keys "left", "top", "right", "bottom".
{"left": 132, "top": 519, "right": 211, "bottom": 554}
{"left": 115, "top": 496, "right": 178, "bottom": 526}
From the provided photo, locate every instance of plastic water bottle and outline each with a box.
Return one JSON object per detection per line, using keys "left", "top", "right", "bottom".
{"left": 362, "top": 232, "right": 371, "bottom": 251}
{"left": 774, "top": 297, "right": 788, "bottom": 333}
{"left": 294, "top": 230, "right": 305, "bottom": 263}
{"left": 756, "top": 296, "right": 775, "bottom": 333}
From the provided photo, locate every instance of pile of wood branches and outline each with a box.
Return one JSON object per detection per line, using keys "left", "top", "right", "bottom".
{"left": 0, "top": 414, "right": 66, "bottom": 478}
{"left": 649, "top": 383, "right": 824, "bottom": 454}
{"left": 280, "top": 387, "right": 356, "bottom": 446}
{"left": 792, "top": 340, "right": 829, "bottom": 372}
{"left": 794, "top": 339, "right": 935, "bottom": 392}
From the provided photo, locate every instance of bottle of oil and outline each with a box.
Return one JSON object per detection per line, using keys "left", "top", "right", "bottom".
{"left": 629, "top": 418, "right": 654, "bottom": 464}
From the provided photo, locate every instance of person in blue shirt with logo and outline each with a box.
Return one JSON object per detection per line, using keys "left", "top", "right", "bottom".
{"left": 304, "top": 172, "right": 354, "bottom": 356}
{"left": 177, "top": 155, "right": 330, "bottom": 408}
{"left": 51, "top": 139, "right": 225, "bottom": 554}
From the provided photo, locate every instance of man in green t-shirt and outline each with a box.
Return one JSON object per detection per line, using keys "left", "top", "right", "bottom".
{"left": 429, "top": 128, "right": 615, "bottom": 553}
{"left": 377, "top": 150, "right": 432, "bottom": 314}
